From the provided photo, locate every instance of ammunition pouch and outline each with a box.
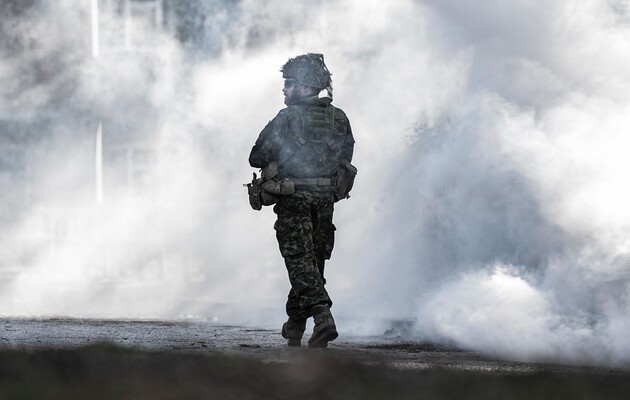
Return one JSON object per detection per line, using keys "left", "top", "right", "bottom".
{"left": 334, "top": 159, "right": 357, "bottom": 202}
{"left": 262, "top": 178, "right": 295, "bottom": 196}
{"left": 246, "top": 172, "right": 276, "bottom": 210}
{"left": 245, "top": 162, "right": 296, "bottom": 211}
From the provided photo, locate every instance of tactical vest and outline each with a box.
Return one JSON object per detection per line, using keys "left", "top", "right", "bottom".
{"left": 278, "top": 104, "right": 347, "bottom": 182}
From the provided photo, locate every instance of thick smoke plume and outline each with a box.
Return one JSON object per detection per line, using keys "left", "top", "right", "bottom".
{"left": 1, "top": 0, "right": 630, "bottom": 367}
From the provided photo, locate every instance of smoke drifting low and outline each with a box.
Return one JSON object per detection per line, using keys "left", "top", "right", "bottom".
{"left": 2, "top": 0, "right": 630, "bottom": 367}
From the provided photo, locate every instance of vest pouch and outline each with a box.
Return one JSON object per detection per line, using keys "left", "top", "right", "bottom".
{"left": 262, "top": 178, "right": 295, "bottom": 196}
{"left": 334, "top": 159, "right": 357, "bottom": 202}
{"left": 246, "top": 172, "right": 278, "bottom": 210}
{"left": 246, "top": 173, "right": 263, "bottom": 210}
{"left": 260, "top": 187, "right": 279, "bottom": 206}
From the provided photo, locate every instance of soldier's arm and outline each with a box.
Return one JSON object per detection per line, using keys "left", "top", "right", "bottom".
{"left": 340, "top": 119, "right": 355, "bottom": 163}
{"left": 249, "top": 109, "right": 295, "bottom": 168}
{"left": 249, "top": 140, "right": 269, "bottom": 169}
{"left": 249, "top": 119, "right": 278, "bottom": 168}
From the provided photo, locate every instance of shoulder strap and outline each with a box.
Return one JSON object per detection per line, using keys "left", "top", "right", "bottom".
{"left": 277, "top": 105, "right": 337, "bottom": 166}
{"left": 276, "top": 105, "right": 305, "bottom": 166}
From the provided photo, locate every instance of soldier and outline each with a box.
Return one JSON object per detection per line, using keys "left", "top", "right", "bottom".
{"left": 248, "top": 53, "right": 355, "bottom": 348}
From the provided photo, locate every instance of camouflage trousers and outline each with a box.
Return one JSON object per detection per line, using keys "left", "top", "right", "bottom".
{"left": 273, "top": 191, "right": 335, "bottom": 321}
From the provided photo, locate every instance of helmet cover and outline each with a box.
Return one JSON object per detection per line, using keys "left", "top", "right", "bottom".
{"left": 281, "top": 53, "right": 332, "bottom": 97}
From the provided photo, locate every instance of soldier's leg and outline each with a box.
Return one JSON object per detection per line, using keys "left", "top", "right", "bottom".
{"left": 315, "top": 258, "right": 326, "bottom": 284}
{"left": 282, "top": 291, "right": 306, "bottom": 347}
{"left": 313, "top": 200, "right": 335, "bottom": 285}
{"left": 285, "top": 288, "right": 302, "bottom": 320}
{"left": 274, "top": 198, "right": 331, "bottom": 315}
{"left": 307, "top": 199, "right": 338, "bottom": 348}
{"left": 281, "top": 288, "right": 306, "bottom": 346}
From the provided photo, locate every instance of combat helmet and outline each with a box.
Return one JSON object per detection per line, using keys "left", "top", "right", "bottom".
{"left": 281, "top": 53, "right": 332, "bottom": 98}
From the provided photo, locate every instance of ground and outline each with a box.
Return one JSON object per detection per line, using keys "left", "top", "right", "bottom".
{"left": 1, "top": 318, "right": 629, "bottom": 399}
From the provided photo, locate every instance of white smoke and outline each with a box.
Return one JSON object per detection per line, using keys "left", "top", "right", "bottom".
{"left": 2, "top": 0, "right": 630, "bottom": 366}
{"left": 399, "top": 0, "right": 630, "bottom": 366}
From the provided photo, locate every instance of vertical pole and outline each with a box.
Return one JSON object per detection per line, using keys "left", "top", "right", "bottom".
{"left": 91, "top": 0, "right": 100, "bottom": 58}
{"left": 95, "top": 121, "right": 104, "bottom": 204}
{"left": 92, "top": 0, "right": 104, "bottom": 205}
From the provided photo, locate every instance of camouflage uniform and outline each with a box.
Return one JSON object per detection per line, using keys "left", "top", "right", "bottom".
{"left": 249, "top": 96, "right": 355, "bottom": 321}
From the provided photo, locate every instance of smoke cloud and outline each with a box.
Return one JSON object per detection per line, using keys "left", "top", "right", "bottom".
{"left": 2, "top": 0, "right": 630, "bottom": 367}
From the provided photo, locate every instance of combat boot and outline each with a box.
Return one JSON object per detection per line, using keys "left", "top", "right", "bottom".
{"left": 308, "top": 304, "right": 338, "bottom": 348}
{"left": 281, "top": 317, "right": 307, "bottom": 347}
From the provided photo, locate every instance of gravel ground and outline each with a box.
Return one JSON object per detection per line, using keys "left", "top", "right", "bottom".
{"left": 0, "top": 317, "right": 622, "bottom": 373}
{"left": 1, "top": 318, "right": 629, "bottom": 399}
